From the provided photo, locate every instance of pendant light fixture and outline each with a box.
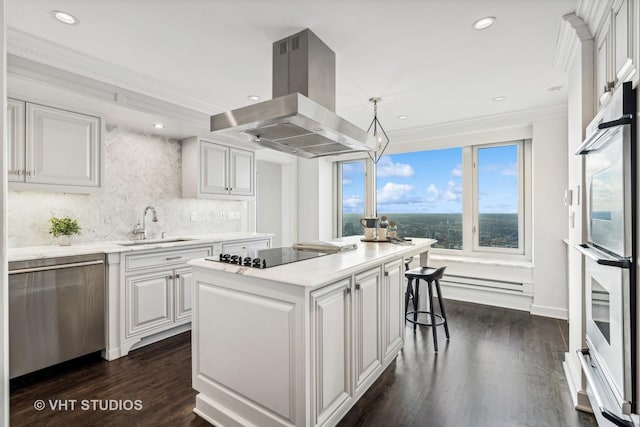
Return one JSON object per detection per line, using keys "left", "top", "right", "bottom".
{"left": 366, "top": 97, "right": 390, "bottom": 164}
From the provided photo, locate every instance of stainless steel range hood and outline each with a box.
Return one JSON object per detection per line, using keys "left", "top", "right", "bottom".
{"left": 210, "top": 29, "right": 373, "bottom": 159}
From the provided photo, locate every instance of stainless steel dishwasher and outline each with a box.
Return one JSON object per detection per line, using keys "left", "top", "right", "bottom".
{"left": 9, "top": 253, "right": 105, "bottom": 378}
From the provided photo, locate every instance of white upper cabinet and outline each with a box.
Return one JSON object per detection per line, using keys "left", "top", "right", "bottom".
{"left": 200, "top": 141, "right": 229, "bottom": 194}
{"left": 595, "top": 0, "right": 637, "bottom": 106}
{"left": 7, "top": 99, "right": 25, "bottom": 183}
{"left": 229, "top": 148, "right": 254, "bottom": 196}
{"left": 8, "top": 100, "right": 102, "bottom": 191}
{"left": 182, "top": 137, "right": 255, "bottom": 199}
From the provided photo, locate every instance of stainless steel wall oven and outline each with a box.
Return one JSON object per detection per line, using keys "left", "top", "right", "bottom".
{"left": 576, "top": 81, "right": 637, "bottom": 427}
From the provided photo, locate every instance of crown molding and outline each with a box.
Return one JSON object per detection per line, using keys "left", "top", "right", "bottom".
{"left": 576, "top": 0, "right": 612, "bottom": 35}
{"left": 553, "top": 13, "right": 593, "bottom": 75}
{"left": 388, "top": 104, "right": 567, "bottom": 145}
{"left": 7, "top": 27, "right": 224, "bottom": 114}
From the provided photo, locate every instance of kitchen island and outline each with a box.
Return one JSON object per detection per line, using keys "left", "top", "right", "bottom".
{"left": 189, "top": 236, "right": 436, "bottom": 427}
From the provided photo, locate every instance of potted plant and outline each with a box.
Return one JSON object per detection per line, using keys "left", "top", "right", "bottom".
{"left": 49, "top": 216, "right": 81, "bottom": 246}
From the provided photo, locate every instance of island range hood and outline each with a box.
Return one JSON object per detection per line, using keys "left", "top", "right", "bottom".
{"left": 210, "top": 29, "right": 373, "bottom": 158}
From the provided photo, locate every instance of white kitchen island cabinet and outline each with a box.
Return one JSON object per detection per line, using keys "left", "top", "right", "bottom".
{"left": 190, "top": 237, "right": 436, "bottom": 427}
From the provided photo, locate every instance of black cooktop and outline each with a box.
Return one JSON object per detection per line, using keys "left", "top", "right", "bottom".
{"left": 207, "top": 247, "right": 329, "bottom": 269}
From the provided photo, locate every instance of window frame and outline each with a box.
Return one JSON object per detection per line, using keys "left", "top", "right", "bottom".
{"left": 335, "top": 159, "right": 367, "bottom": 238}
{"left": 471, "top": 140, "right": 525, "bottom": 255}
{"left": 334, "top": 139, "right": 532, "bottom": 261}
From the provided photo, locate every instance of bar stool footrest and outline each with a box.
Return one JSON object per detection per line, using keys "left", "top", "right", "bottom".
{"left": 405, "top": 311, "right": 445, "bottom": 327}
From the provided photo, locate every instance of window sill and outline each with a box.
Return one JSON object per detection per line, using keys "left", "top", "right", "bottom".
{"left": 429, "top": 253, "right": 533, "bottom": 269}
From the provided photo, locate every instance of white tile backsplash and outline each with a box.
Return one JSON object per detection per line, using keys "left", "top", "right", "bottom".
{"left": 8, "top": 125, "right": 250, "bottom": 247}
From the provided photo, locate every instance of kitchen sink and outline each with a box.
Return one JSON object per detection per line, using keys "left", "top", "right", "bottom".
{"left": 117, "top": 238, "right": 193, "bottom": 246}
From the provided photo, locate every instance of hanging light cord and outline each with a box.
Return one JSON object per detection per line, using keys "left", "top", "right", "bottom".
{"left": 366, "top": 97, "right": 390, "bottom": 164}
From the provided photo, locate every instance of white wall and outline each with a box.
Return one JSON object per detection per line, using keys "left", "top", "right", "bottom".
{"left": 256, "top": 160, "right": 283, "bottom": 247}
{"left": 8, "top": 126, "right": 251, "bottom": 247}
{"left": 297, "top": 157, "right": 333, "bottom": 241}
{"left": 530, "top": 115, "right": 569, "bottom": 318}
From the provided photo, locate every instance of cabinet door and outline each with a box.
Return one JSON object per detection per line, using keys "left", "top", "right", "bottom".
{"left": 7, "top": 99, "right": 25, "bottom": 182}
{"left": 175, "top": 267, "right": 193, "bottom": 321}
{"left": 126, "top": 270, "right": 174, "bottom": 337}
{"left": 26, "top": 103, "right": 100, "bottom": 187}
{"left": 229, "top": 148, "right": 254, "bottom": 196}
{"left": 353, "top": 268, "right": 382, "bottom": 395}
{"left": 311, "top": 279, "right": 352, "bottom": 426}
{"left": 200, "top": 141, "right": 229, "bottom": 194}
{"left": 596, "top": 16, "right": 612, "bottom": 106}
{"left": 612, "top": 0, "right": 635, "bottom": 84}
{"left": 383, "top": 259, "right": 404, "bottom": 363}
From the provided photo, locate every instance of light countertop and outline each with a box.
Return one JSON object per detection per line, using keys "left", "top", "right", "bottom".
{"left": 189, "top": 236, "right": 437, "bottom": 288}
{"left": 8, "top": 232, "right": 273, "bottom": 262}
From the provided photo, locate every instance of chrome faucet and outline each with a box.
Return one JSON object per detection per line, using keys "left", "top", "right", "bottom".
{"left": 133, "top": 206, "right": 158, "bottom": 240}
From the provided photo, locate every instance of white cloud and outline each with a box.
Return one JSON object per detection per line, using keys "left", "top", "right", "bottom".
{"left": 343, "top": 195, "right": 363, "bottom": 212}
{"left": 377, "top": 182, "right": 414, "bottom": 203}
{"left": 501, "top": 162, "right": 518, "bottom": 176}
{"left": 451, "top": 164, "right": 462, "bottom": 177}
{"left": 424, "top": 181, "right": 462, "bottom": 203}
{"left": 377, "top": 156, "right": 414, "bottom": 178}
{"left": 342, "top": 178, "right": 352, "bottom": 186}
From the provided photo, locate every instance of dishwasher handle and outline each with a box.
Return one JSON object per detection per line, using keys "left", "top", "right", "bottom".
{"left": 9, "top": 260, "right": 104, "bottom": 275}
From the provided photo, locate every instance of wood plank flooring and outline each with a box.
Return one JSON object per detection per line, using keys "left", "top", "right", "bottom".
{"left": 10, "top": 300, "right": 597, "bottom": 427}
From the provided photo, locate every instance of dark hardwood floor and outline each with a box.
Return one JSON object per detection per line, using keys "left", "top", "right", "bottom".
{"left": 10, "top": 300, "right": 597, "bottom": 427}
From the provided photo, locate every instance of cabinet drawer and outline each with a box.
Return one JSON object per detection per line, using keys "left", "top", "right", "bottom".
{"left": 222, "top": 239, "right": 270, "bottom": 254}
{"left": 125, "top": 245, "right": 212, "bottom": 272}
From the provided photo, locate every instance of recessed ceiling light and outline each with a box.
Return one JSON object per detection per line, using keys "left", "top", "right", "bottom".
{"left": 397, "top": 115, "right": 408, "bottom": 120}
{"left": 473, "top": 16, "right": 495, "bottom": 30}
{"left": 248, "top": 95, "right": 260, "bottom": 101}
{"left": 52, "top": 10, "right": 79, "bottom": 25}
{"left": 152, "top": 123, "right": 165, "bottom": 129}
{"left": 492, "top": 96, "right": 506, "bottom": 102}
{"left": 547, "top": 85, "right": 563, "bottom": 92}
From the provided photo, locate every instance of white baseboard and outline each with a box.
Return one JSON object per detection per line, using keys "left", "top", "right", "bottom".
{"left": 530, "top": 304, "right": 568, "bottom": 320}
{"left": 440, "top": 282, "right": 532, "bottom": 312}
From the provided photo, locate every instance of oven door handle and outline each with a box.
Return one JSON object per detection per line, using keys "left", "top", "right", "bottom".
{"left": 575, "top": 116, "right": 631, "bottom": 155}
{"left": 577, "top": 349, "right": 634, "bottom": 427}
{"left": 574, "top": 244, "right": 632, "bottom": 268}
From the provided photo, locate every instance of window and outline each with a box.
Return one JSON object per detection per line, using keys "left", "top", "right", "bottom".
{"left": 338, "top": 160, "right": 366, "bottom": 237}
{"left": 336, "top": 139, "right": 528, "bottom": 257}
{"left": 474, "top": 143, "right": 523, "bottom": 252}
{"left": 375, "top": 148, "right": 463, "bottom": 249}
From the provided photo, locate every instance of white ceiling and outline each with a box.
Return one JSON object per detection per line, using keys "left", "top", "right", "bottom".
{"left": 6, "top": 0, "right": 575, "bottom": 136}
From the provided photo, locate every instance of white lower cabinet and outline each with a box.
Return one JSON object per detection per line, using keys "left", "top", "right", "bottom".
{"left": 353, "top": 268, "right": 382, "bottom": 395}
{"left": 120, "top": 244, "right": 213, "bottom": 356}
{"left": 311, "top": 263, "right": 398, "bottom": 427}
{"left": 221, "top": 237, "right": 271, "bottom": 254}
{"left": 311, "top": 278, "right": 353, "bottom": 427}
{"left": 126, "top": 269, "right": 174, "bottom": 336}
{"left": 175, "top": 267, "right": 193, "bottom": 320}
{"left": 383, "top": 259, "right": 404, "bottom": 363}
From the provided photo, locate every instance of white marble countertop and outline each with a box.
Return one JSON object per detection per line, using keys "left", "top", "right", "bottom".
{"left": 189, "top": 236, "right": 437, "bottom": 288}
{"left": 8, "top": 232, "right": 274, "bottom": 262}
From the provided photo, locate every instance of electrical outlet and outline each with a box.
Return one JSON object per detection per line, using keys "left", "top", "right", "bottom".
{"left": 190, "top": 212, "right": 198, "bottom": 222}
{"left": 229, "top": 211, "right": 241, "bottom": 220}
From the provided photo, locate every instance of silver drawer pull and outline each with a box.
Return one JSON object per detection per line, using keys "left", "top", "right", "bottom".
{"left": 165, "top": 256, "right": 182, "bottom": 261}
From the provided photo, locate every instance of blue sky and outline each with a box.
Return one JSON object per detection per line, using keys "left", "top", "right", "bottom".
{"left": 342, "top": 145, "right": 518, "bottom": 214}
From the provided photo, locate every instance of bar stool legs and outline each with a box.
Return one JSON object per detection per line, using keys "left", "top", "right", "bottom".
{"left": 434, "top": 277, "right": 450, "bottom": 340}
{"left": 404, "top": 266, "right": 449, "bottom": 352}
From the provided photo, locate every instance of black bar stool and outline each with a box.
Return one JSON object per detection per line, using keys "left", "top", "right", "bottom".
{"left": 404, "top": 266, "right": 450, "bottom": 352}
